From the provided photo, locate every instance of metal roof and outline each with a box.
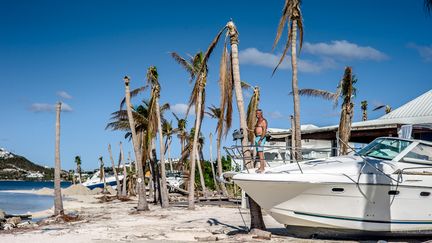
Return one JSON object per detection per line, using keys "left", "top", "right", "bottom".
{"left": 268, "top": 89, "right": 432, "bottom": 138}
{"left": 379, "top": 89, "right": 432, "bottom": 120}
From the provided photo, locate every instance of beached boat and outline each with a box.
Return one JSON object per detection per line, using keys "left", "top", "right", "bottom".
{"left": 230, "top": 137, "right": 432, "bottom": 237}
{"left": 82, "top": 171, "right": 123, "bottom": 190}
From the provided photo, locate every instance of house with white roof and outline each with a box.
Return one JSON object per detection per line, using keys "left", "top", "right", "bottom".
{"left": 267, "top": 89, "right": 432, "bottom": 158}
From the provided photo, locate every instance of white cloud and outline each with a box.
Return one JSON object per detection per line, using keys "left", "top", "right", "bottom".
{"left": 171, "top": 103, "right": 194, "bottom": 116}
{"left": 239, "top": 48, "right": 335, "bottom": 73}
{"left": 269, "top": 111, "right": 284, "bottom": 119}
{"left": 303, "top": 40, "right": 388, "bottom": 61}
{"left": 407, "top": 43, "right": 432, "bottom": 61}
{"left": 29, "top": 102, "right": 73, "bottom": 112}
{"left": 30, "top": 103, "right": 54, "bottom": 112}
{"left": 56, "top": 91, "right": 72, "bottom": 99}
{"left": 61, "top": 103, "right": 73, "bottom": 112}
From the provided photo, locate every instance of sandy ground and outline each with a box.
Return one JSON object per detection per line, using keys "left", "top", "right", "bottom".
{"left": 0, "top": 188, "right": 427, "bottom": 243}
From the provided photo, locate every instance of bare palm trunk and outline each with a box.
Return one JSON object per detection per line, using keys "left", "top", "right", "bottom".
{"left": 209, "top": 133, "right": 219, "bottom": 193}
{"left": 227, "top": 21, "right": 265, "bottom": 230}
{"left": 196, "top": 149, "right": 207, "bottom": 197}
{"left": 362, "top": 111, "right": 367, "bottom": 121}
{"left": 124, "top": 76, "right": 148, "bottom": 211}
{"left": 216, "top": 137, "right": 228, "bottom": 197}
{"left": 77, "top": 165, "right": 82, "bottom": 184}
{"left": 167, "top": 138, "right": 173, "bottom": 171}
{"left": 290, "top": 115, "right": 295, "bottom": 161}
{"left": 188, "top": 82, "right": 204, "bottom": 210}
{"left": 339, "top": 103, "right": 353, "bottom": 155}
{"left": 54, "top": 102, "right": 64, "bottom": 216}
{"left": 180, "top": 136, "right": 185, "bottom": 155}
{"left": 227, "top": 22, "right": 249, "bottom": 156}
{"left": 108, "top": 144, "right": 121, "bottom": 196}
{"left": 291, "top": 20, "right": 302, "bottom": 161}
{"left": 101, "top": 158, "right": 107, "bottom": 194}
{"left": 155, "top": 94, "right": 169, "bottom": 208}
{"left": 119, "top": 142, "right": 127, "bottom": 197}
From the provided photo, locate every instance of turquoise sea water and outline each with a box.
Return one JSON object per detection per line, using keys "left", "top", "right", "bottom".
{"left": 0, "top": 181, "right": 71, "bottom": 215}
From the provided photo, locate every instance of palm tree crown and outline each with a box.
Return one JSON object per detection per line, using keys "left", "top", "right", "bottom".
{"left": 272, "top": 0, "right": 304, "bottom": 74}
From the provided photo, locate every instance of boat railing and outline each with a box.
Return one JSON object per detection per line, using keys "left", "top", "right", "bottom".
{"left": 223, "top": 144, "right": 340, "bottom": 173}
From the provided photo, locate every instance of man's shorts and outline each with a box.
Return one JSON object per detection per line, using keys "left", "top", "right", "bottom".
{"left": 255, "top": 136, "right": 267, "bottom": 152}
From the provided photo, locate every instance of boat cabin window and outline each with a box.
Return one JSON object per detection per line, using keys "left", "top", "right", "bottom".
{"left": 401, "top": 144, "right": 432, "bottom": 164}
{"left": 357, "top": 138, "right": 412, "bottom": 160}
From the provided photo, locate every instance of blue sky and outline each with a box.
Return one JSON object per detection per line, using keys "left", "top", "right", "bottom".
{"left": 1, "top": 0, "right": 431, "bottom": 170}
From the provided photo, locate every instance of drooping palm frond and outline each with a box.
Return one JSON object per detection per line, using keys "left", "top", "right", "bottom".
{"left": 170, "top": 52, "right": 195, "bottom": 81}
{"left": 272, "top": 0, "right": 290, "bottom": 51}
{"left": 172, "top": 112, "right": 187, "bottom": 131}
{"left": 196, "top": 26, "right": 228, "bottom": 81}
{"left": 373, "top": 105, "right": 385, "bottom": 111}
{"left": 217, "top": 39, "right": 233, "bottom": 139}
{"left": 373, "top": 104, "right": 392, "bottom": 114}
{"left": 296, "top": 89, "right": 338, "bottom": 101}
{"left": 120, "top": 86, "right": 148, "bottom": 110}
{"left": 106, "top": 107, "right": 148, "bottom": 132}
{"left": 246, "top": 87, "right": 260, "bottom": 142}
{"left": 205, "top": 105, "right": 222, "bottom": 119}
{"left": 272, "top": 0, "right": 304, "bottom": 76}
{"left": 184, "top": 52, "right": 207, "bottom": 120}
{"left": 206, "top": 105, "right": 224, "bottom": 143}
{"left": 241, "top": 81, "right": 252, "bottom": 90}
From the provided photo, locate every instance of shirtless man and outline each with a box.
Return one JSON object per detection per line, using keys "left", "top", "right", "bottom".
{"left": 254, "top": 109, "right": 267, "bottom": 173}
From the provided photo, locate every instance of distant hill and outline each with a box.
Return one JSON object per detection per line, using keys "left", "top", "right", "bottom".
{"left": 0, "top": 148, "right": 54, "bottom": 180}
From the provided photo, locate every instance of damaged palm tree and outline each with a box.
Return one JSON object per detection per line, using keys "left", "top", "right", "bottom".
{"left": 146, "top": 66, "right": 169, "bottom": 208}
{"left": 246, "top": 86, "right": 261, "bottom": 143}
{"left": 108, "top": 144, "right": 121, "bottom": 197}
{"left": 273, "top": 0, "right": 304, "bottom": 160}
{"left": 198, "top": 20, "right": 265, "bottom": 230}
{"left": 361, "top": 100, "right": 368, "bottom": 121}
{"left": 170, "top": 51, "right": 208, "bottom": 209}
{"left": 54, "top": 102, "right": 64, "bottom": 216}
{"left": 297, "top": 67, "right": 357, "bottom": 155}
{"left": 205, "top": 105, "right": 229, "bottom": 197}
{"left": 123, "top": 76, "right": 149, "bottom": 211}
{"left": 74, "top": 156, "right": 82, "bottom": 184}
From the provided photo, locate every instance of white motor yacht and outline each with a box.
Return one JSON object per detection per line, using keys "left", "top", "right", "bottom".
{"left": 232, "top": 137, "right": 432, "bottom": 237}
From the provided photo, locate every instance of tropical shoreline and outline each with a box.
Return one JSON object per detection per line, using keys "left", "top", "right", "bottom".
{"left": 0, "top": 187, "right": 357, "bottom": 243}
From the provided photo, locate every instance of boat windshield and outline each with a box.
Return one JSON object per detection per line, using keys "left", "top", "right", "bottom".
{"left": 357, "top": 138, "right": 412, "bottom": 160}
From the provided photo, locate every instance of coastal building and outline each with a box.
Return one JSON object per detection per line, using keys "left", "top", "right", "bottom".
{"left": 268, "top": 89, "right": 432, "bottom": 158}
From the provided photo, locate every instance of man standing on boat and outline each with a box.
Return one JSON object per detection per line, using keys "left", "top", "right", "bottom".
{"left": 255, "top": 109, "right": 267, "bottom": 173}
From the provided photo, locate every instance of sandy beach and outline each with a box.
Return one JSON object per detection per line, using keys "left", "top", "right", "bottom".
{"left": 0, "top": 186, "right": 360, "bottom": 243}
{"left": 2, "top": 186, "right": 429, "bottom": 243}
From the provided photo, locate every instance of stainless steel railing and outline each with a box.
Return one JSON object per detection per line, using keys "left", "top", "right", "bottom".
{"left": 223, "top": 144, "right": 340, "bottom": 173}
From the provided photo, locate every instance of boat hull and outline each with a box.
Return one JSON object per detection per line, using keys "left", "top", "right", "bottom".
{"left": 234, "top": 174, "right": 432, "bottom": 235}
{"left": 82, "top": 175, "right": 124, "bottom": 190}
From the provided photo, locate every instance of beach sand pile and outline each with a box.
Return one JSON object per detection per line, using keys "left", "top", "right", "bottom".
{"left": 62, "top": 184, "right": 93, "bottom": 196}
{"left": 35, "top": 187, "right": 54, "bottom": 195}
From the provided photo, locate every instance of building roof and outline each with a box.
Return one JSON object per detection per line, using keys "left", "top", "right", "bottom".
{"left": 380, "top": 89, "right": 432, "bottom": 120}
{"left": 268, "top": 89, "right": 432, "bottom": 139}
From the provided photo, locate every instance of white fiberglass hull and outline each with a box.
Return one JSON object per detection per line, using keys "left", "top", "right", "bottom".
{"left": 234, "top": 173, "right": 432, "bottom": 234}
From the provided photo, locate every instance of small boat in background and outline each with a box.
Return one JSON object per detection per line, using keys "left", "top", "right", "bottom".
{"left": 82, "top": 170, "right": 123, "bottom": 190}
